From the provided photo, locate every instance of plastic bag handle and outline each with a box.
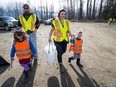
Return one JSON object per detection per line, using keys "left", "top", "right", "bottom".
{"left": 48, "top": 42, "right": 50, "bottom": 54}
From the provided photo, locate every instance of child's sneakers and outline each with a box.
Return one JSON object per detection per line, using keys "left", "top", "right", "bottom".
{"left": 76, "top": 58, "right": 83, "bottom": 67}
{"left": 76, "top": 62, "right": 83, "bottom": 67}
{"left": 68, "top": 57, "right": 73, "bottom": 63}
{"left": 68, "top": 58, "right": 71, "bottom": 63}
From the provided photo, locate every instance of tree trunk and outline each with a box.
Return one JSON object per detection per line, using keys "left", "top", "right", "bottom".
{"left": 88, "top": 0, "right": 92, "bottom": 20}
{"left": 45, "top": 0, "right": 48, "bottom": 19}
{"left": 78, "top": 0, "right": 83, "bottom": 20}
{"left": 98, "top": 0, "right": 104, "bottom": 19}
{"left": 86, "top": 0, "right": 90, "bottom": 19}
{"left": 92, "top": 0, "right": 96, "bottom": 19}
{"left": 40, "top": 0, "right": 43, "bottom": 20}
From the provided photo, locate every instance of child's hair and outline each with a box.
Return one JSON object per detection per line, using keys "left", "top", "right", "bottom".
{"left": 13, "top": 29, "right": 27, "bottom": 44}
{"left": 78, "top": 31, "right": 82, "bottom": 34}
{"left": 77, "top": 31, "right": 82, "bottom": 36}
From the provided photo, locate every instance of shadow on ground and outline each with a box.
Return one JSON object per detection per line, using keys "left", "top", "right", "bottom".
{"left": 0, "top": 55, "right": 10, "bottom": 75}
{"left": 60, "top": 65, "right": 76, "bottom": 87}
{"left": 1, "top": 77, "right": 15, "bottom": 87}
{"left": 70, "top": 64, "right": 99, "bottom": 87}
{"left": 0, "top": 65, "right": 9, "bottom": 75}
{"left": 15, "top": 61, "right": 38, "bottom": 87}
{"left": 48, "top": 76, "right": 60, "bottom": 87}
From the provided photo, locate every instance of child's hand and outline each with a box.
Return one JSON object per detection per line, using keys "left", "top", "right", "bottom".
{"left": 48, "top": 37, "right": 52, "bottom": 42}
{"left": 33, "top": 54, "right": 38, "bottom": 59}
{"left": 71, "top": 34, "right": 75, "bottom": 39}
{"left": 11, "top": 58, "right": 14, "bottom": 61}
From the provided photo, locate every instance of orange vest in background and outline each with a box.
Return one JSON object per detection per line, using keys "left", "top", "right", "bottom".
{"left": 15, "top": 39, "right": 32, "bottom": 60}
{"left": 69, "top": 39, "right": 83, "bottom": 54}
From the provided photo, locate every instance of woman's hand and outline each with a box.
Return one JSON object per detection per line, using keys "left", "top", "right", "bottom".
{"left": 48, "top": 37, "right": 52, "bottom": 42}
{"left": 68, "top": 30, "right": 73, "bottom": 37}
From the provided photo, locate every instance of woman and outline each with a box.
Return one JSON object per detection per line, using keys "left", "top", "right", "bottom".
{"left": 48, "top": 9, "right": 72, "bottom": 71}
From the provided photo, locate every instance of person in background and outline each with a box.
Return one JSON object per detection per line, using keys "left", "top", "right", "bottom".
{"left": 108, "top": 18, "right": 112, "bottom": 25}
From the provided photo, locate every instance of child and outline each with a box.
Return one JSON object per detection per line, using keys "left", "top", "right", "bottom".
{"left": 10, "top": 29, "right": 37, "bottom": 83}
{"left": 68, "top": 31, "right": 83, "bottom": 67}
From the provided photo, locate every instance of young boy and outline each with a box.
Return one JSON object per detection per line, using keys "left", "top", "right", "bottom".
{"left": 68, "top": 31, "right": 83, "bottom": 67}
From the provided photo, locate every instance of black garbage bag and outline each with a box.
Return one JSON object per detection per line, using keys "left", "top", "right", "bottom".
{"left": 0, "top": 56, "right": 10, "bottom": 66}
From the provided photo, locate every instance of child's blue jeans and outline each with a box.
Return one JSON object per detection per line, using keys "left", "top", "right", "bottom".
{"left": 73, "top": 53, "right": 81, "bottom": 59}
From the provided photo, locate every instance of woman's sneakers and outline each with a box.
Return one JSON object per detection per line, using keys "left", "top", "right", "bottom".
{"left": 59, "top": 64, "right": 66, "bottom": 73}
{"left": 23, "top": 70, "right": 29, "bottom": 84}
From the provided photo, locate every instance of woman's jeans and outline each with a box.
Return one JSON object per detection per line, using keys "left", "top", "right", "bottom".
{"left": 54, "top": 40, "right": 67, "bottom": 64}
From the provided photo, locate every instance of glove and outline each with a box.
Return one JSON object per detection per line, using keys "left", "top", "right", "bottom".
{"left": 8, "top": 60, "right": 13, "bottom": 71}
{"left": 11, "top": 58, "right": 14, "bottom": 61}
{"left": 33, "top": 54, "right": 38, "bottom": 59}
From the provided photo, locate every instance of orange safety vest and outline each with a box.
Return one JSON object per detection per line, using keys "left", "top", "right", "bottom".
{"left": 69, "top": 39, "right": 83, "bottom": 54}
{"left": 19, "top": 14, "right": 36, "bottom": 32}
{"left": 52, "top": 19, "right": 70, "bottom": 42}
{"left": 15, "top": 39, "right": 32, "bottom": 60}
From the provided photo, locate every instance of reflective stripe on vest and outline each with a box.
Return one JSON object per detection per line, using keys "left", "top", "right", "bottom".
{"left": 74, "top": 46, "right": 82, "bottom": 49}
{"left": 19, "top": 14, "right": 36, "bottom": 32}
{"left": 15, "top": 39, "right": 32, "bottom": 60}
{"left": 53, "top": 19, "right": 70, "bottom": 42}
{"left": 16, "top": 48, "right": 30, "bottom": 52}
{"left": 16, "top": 52, "right": 32, "bottom": 57}
{"left": 73, "top": 49, "right": 82, "bottom": 54}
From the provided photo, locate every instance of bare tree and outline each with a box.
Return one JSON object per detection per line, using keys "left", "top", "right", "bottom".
{"left": 0, "top": 7, "right": 4, "bottom": 16}
{"left": 92, "top": 0, "right": 96, "bottom": 19}
{"left": 88, "top": 0, "right": 92, "bottom": 19}
{"left": 49, "top": 4, "right": 54, "bottom": 18}
{"left": 14, "top": 2, "right": 20, "bottom": 18}
{"left": 98, "top": 0, "right": 104, "bottom": 19}
{"left": 86, "top": 0, "right": 90, "bottom": 19}
{"left": 75, "top": 0, "right": 78, "bottom": 20}
{"left": 45, "top": 0, "right": 48, "bottom": 19}
{"left": 40, "top": 0, "right": 43, "bottom": 20}
{"left": 66, "top": 0, "right": 70, "bottom": 19}
{"left": 78, "top": 0, "right": 83, "bottom": 20}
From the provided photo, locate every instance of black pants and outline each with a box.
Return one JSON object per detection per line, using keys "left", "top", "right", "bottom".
{"left": 54, "top": 40, "right": 68, "bottom": 64}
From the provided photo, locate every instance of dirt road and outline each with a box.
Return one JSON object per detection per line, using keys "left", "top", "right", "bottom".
{"left": 0, "top": 22, "right": 116, "bottom": 87}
